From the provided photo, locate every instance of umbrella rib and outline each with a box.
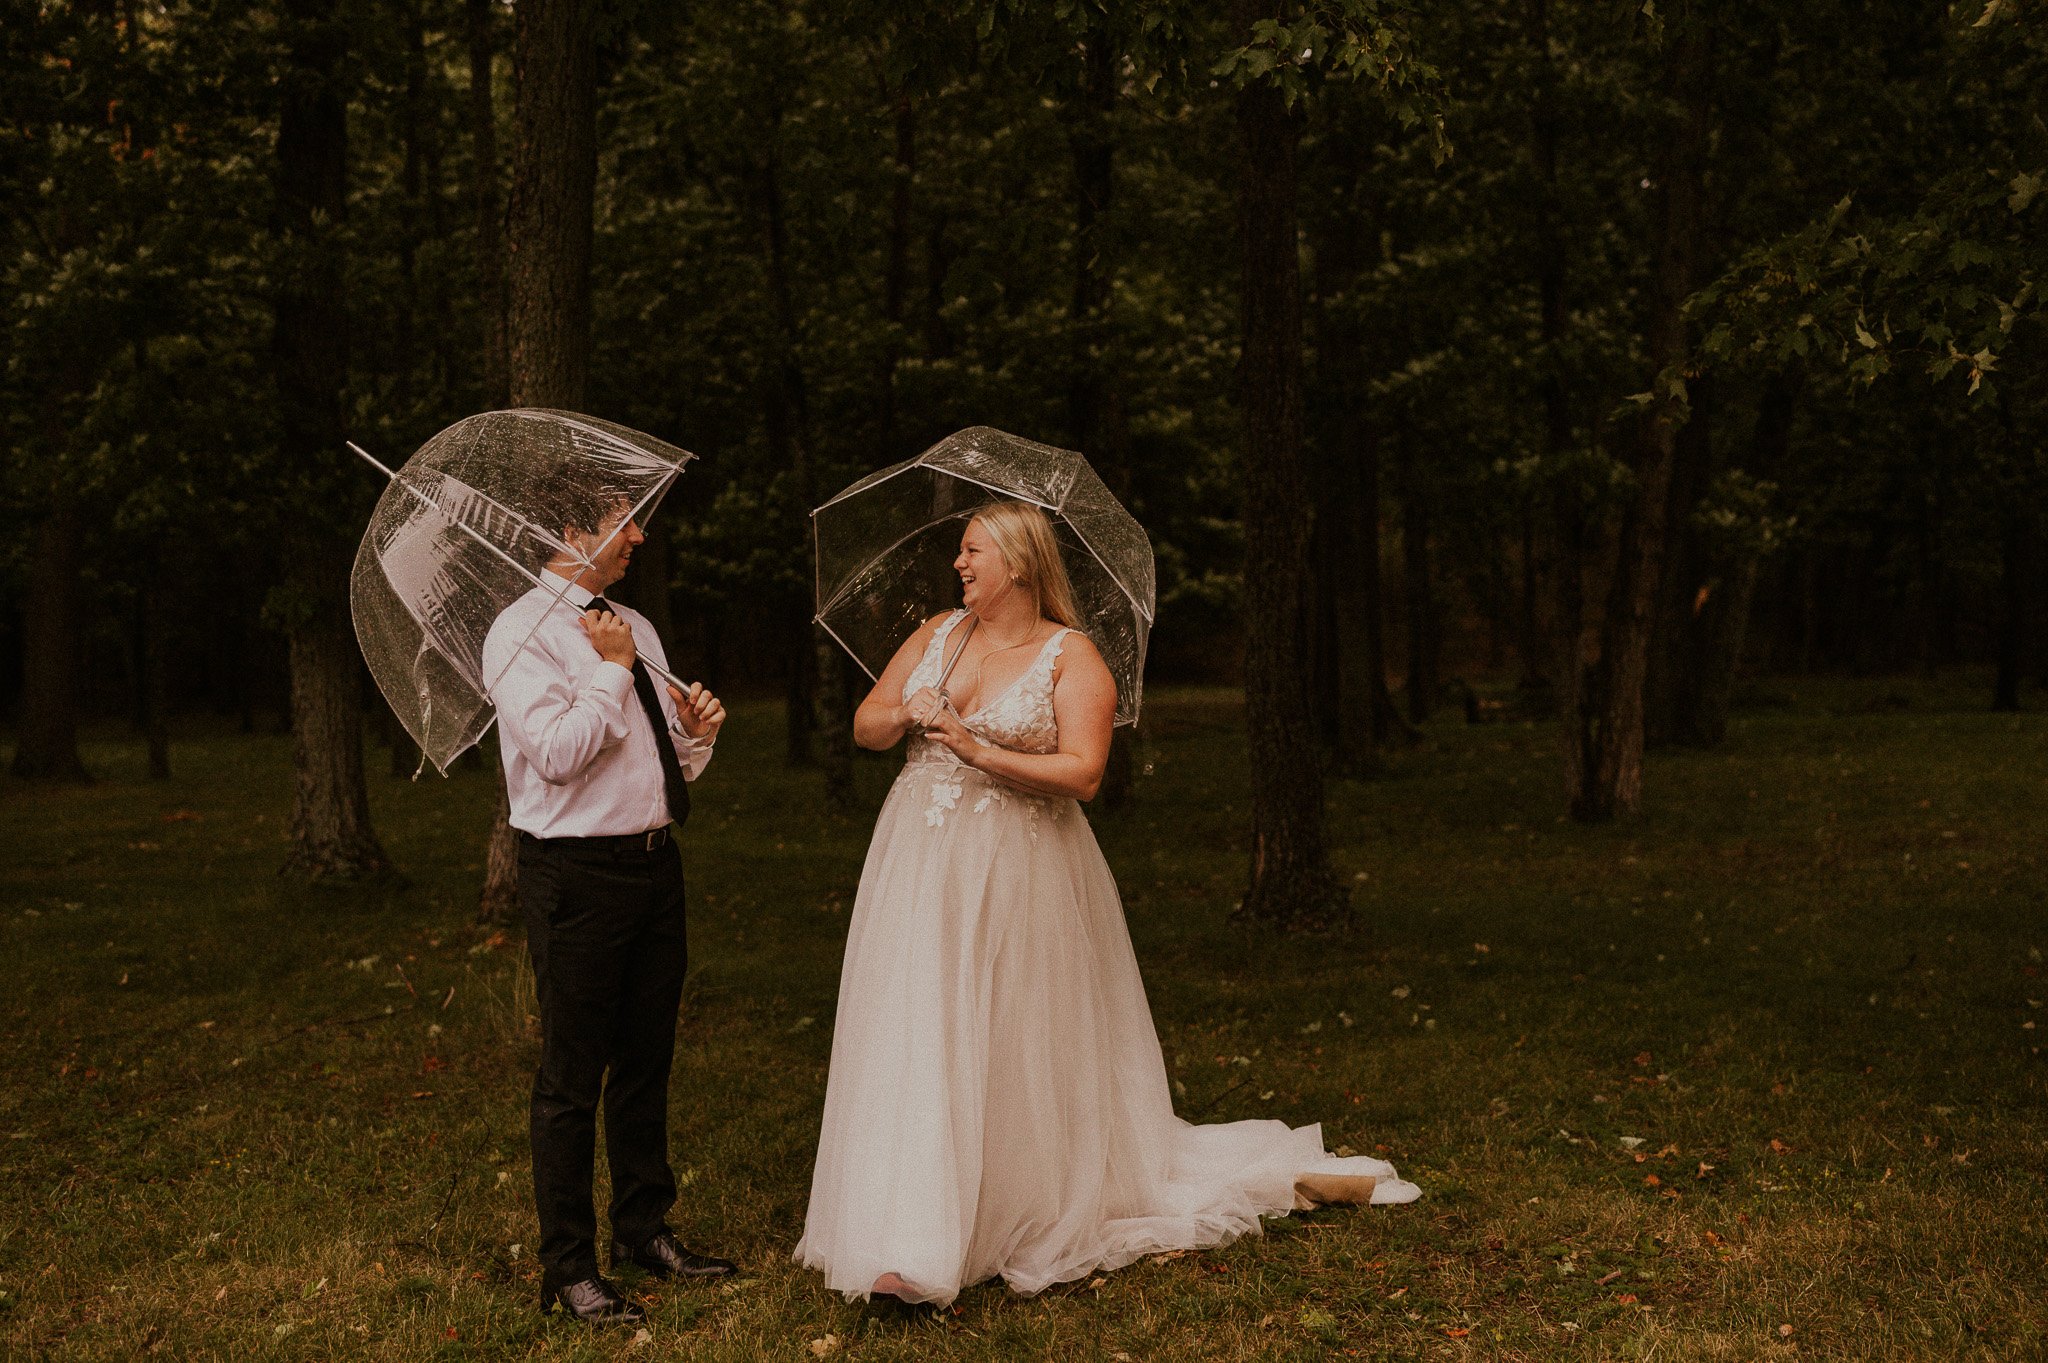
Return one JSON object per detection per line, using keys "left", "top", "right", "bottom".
{"left": 1065, "top": 526, "right": 1156, "bottom": 625}
{"left": 809, "top": 453, "right": 920, "bottom": 514}
{"left": 813, "top": 472, "right": 1059, "bottom": 615}
{"left": 815, "top": 511, "right": 970, "bottom": 617}
{"left": 814, "top": 616, "right": 881, "bottom": 684}
{"left": 931, "top": 467, "right": 1060, "bottom": 512}
{"left": 353, "top": 442, "right": 690, "bottom": 698}
{"left": 532, "top": 409, "right": 693, "bottom": 474}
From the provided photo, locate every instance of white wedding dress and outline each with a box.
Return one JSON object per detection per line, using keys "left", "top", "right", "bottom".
{"left": 794, "top": 611, "right": 1418, "bottom": 1305}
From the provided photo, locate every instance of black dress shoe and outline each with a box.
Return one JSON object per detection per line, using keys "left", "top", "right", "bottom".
{"left": 610, "top": 1229, "right": 738, "bottom": 1281}
{"left": 542, "top": 1275, "right": 646, "bottom": 1325}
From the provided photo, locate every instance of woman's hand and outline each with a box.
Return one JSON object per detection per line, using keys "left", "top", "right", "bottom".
{"left": 919, "top": 702, "right": 983, "bottom": 766}
{"left": 902, "top": 686, "right": 947, "bottom": 730}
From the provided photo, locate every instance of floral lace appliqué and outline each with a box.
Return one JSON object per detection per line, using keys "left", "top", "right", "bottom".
{"left": 926, "top": 779, "right": 963, "bottom": 826}
{"left": 903, "top": 617, "right": 1078, "bottom": 842}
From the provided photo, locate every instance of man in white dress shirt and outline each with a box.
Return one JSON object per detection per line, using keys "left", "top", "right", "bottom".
{"left": 480, "top": 481, "right": 734, "bottom": 1327}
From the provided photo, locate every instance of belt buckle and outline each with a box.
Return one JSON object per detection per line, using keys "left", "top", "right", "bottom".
{"left": 644, "top": 827, "right": 665, "bottom": 852}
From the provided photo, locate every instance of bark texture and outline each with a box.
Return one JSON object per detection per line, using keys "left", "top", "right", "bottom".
{"left": 482, "top": 0, "right": 597, "bottom": 922}
{"left": 274, "top": 0, "right": 388, "bottom": 880}
{"left": 1559, "top": 18, "right": 1712, "bottom": 822}
{"left": 1231, "top": 14, "right": 1346, "bottom": 931}
{"left": 11, "top": 490, "right": 91, "bottom": 781}
{"left": 467, "top": 0, "right": 508, "bottom": 408}
{"left": 1065, "top": 32, "right": 1137, "bottom": 808}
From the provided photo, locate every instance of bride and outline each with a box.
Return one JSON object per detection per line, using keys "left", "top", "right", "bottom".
{"left": 793, "top": 500, "right": 1418, "bottom": 1306}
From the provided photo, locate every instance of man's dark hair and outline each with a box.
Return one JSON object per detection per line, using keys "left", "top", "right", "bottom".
{"left": 523, "top": 465, "right": 630, "bottom": 568}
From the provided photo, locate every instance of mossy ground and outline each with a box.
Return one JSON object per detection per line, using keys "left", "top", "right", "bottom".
{"left": 3, "top": 676, "right": 2043, "bottom": 1360}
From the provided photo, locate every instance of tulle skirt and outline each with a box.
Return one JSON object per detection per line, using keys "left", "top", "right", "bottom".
{"left": 793, "top": 760, "right": 1418, "bottom": 1306}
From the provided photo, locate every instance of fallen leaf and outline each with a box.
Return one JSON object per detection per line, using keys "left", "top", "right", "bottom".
{"left": 1779, "top": 1323, "right": 1795, "bottom": 1338}
{"left": 1769, "top": 1138, "right": 1794, "bottom": 1154}
{"left": 1617, "top": 1293, "right": 1639, "bottom": 1304}
{"left": 1597, "top": 1269, "right": 1624, "bottom": 1286}
{"left": 1643, "top": 1174, "right": 1662, "bottom": 1187}
{"left": 807, "top": 1335, "right": 840, "bottom": 1358}
{"left": 1445, "top": 1326, "right": 1471, "bottom": 1337}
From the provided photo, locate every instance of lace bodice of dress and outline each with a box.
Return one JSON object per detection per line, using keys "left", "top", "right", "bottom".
{"left": 904, "top": 611, "right": 1072, "bottom": 761}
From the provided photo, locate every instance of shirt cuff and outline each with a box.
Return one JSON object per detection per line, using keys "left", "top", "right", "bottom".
{"left": 669, "top": 723, "right": 716, "bottom": 748}
{"left": 589, "top": 660, "right": 636, "bottom": 699}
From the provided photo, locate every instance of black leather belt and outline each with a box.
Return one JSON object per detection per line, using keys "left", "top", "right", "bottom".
{"left": 518, "top": 826, "right": 672, "bottom": 854}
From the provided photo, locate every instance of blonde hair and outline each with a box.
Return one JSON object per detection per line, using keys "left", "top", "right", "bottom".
{"left": 970, "top": 501, "right": 1082, "bottom": 629}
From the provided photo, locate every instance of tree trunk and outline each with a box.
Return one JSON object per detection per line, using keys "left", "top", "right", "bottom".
{"left": 1304, "top": 119, "right": 1403, "bottom": 773}
{"left": 816, "top": 634, "right": 855, "bottom": 808}
{"left": 1644, "top": 373, "right": 1716, "bottom": 747}
{"left": 1065, "top": 31, "right": 1138, "bottom": 809}
{"left": 273, "top": 0, "right": 389, "bottom": 880}
{"left": 141, "top": 571, "right": 170, "bottom": 779}
{"left": 1359, "top": 430, "right": 1408, "bottom": 748}
{"left": 753, "top": 135, "right": 851, "bottom": 801}
{"left": 467, "top": 0, "right": 508, "bottom": 408}
{"left": 1231, "top": 13, "right": 1346, "bottom": 932}
{"left": 481, "top": 0, "right": 596, "bottom": 921}
{"left": 395, "top": 0, "right": 426, "bottom": 419}
{"left": 1398, "top": 449, "right": 1437, "bottom": 724}
{"left": 1522, "top": 0, "right": 1564, "bottom": 704}
{"left": 1994, "top": 402, "right": 2030, "bottom": 712}
{"left": 11, "top": 490, "right": 90, "bottom": 781}
{"left": 1559, "top": 19, "right": 1712, "bottom": 822}
{"left": 1680, "top": 371, "right": 1794, "bottom": 745}
{"left": 877, "top": 85, "right": 915, "bottom": 448}
{"left": 506, "top": 0, "right": 594, "bottom": 410}
{"left": 280, "top": 595, "right": 387, "bottom": 879}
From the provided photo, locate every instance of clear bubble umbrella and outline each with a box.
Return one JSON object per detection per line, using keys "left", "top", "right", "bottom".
{"left": 813, "top": 426, "right": 1155, "bottom": 726}
{"left": 348, "top": 408, "right": 696, "bottom": 774}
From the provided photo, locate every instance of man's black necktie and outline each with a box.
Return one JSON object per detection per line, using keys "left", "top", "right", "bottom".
{"left": 587, "top": 597, "right": 690, "bottom": 829}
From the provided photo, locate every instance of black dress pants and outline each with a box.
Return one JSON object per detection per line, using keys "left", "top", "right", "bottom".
{"left": 517, "top": 832, "right": 688, "bottom": 1288}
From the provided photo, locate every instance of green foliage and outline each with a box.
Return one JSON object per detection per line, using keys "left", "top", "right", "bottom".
{"left": 1, "top": 0, "right": 2042, "bottom": 738}
{"left": 1212, "top": 1, "right": 1448, "bottom": 159}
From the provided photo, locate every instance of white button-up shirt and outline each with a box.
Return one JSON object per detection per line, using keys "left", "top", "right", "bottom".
{"left": 481, "top": 572, "right": 714, "bottom": 839}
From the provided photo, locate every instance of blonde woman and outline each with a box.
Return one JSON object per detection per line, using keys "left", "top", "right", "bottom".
{"left": 794, "top": 501, "right": 1417, "bottom": 1307}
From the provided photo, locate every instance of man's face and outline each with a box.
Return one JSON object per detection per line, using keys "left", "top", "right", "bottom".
{"left": 565, "top": 504, "right": 645, "bottom": 589}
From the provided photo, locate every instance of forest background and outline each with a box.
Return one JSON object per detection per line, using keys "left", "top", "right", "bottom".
{"left": 1, "top": 0, "right": 2043, "bottom": 929}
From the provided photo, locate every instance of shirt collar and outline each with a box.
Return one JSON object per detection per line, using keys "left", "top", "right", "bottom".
{"left": 542, "top": 568, "right": 597, "bottom": 610}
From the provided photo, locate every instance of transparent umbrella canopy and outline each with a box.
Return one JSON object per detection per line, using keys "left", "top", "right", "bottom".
{"left": 813, "top": 426, "right": 1155, "bottom": 726}
{"left": 349, "top": 408, "right": 695, "bottom": 774}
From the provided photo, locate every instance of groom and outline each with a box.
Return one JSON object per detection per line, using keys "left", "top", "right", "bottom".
{"left": 480, "top": 480, "right": 735, "bottom": 1326}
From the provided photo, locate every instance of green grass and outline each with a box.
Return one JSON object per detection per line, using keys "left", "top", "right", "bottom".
{"left": 2, "top": 676, "right": 2045, "bottom": 1361}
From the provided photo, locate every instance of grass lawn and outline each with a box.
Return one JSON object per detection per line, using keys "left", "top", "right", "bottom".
{"left": 2, "top": 677, "right": 2045, "bottom": 1361}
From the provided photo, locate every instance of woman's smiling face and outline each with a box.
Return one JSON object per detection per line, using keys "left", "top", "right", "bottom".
{"left": 954, "top": 519, "right": 1011, "bottom": 611}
